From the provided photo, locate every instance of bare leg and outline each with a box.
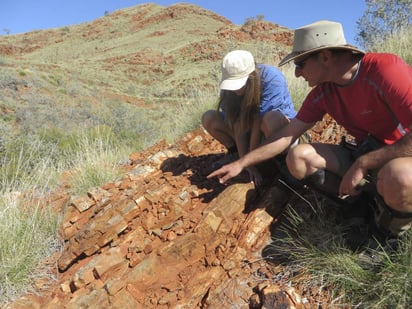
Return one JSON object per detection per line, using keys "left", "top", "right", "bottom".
{"left": 201, "top": 110, "right": 235, "bottom": 150}
{"left": 285, "top": 143, "right": 353, "bottom": 197}
{"left": 286, "top": 143, "right": 352, "bottom": 179}
{"left": 260, "top": 110, "right": 290, "bottom": 139}
{"left": 377, "top": 157, "right": 412, "bottom": 213}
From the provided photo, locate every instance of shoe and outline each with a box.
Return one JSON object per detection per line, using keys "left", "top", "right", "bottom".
{"left": 344, "top": 201, "right": 403, "bottom": 268}
{"left": 339, "top": 193, "right": 375, "bottom": 251}
{"left": 358, "top": 234, "right": 401, "bottom": 270}
{"left": 358, "top": 247, "right": 387, "bottom": 269}
{"left": 343, "top": 219, "right": 370, "bottom": 251}
{"left": 271, "top": 155, "right": 305, "bottom": 191}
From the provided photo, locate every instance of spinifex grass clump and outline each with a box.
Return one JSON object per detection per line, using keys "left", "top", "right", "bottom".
{"left": 0, "top": 142, "right": 62, "bottom": 303}
{"left": 266, "top": 196, "right": 412, "bottom": 308}
{"left": 0, "top": 197, "right": 61, "bottom": 303}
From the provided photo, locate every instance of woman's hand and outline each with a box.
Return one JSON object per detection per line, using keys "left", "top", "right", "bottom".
{"left": 246, "top": 166, "right": 263, "bottom": 187}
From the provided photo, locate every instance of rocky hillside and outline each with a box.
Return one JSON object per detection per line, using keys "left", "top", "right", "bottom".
{"left": 0, "top": 2, "right": 294, "bottom": 152}
{"left": 0, "top": 3, "right": 292, "bottom": 108}
{"left": 0, "top": 3, "right": 350, "bottom": 309}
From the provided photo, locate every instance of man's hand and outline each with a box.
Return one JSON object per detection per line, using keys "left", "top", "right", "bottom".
{"left": 207, "top": 160, "right": 244, "bottom": 184}
{"left": 339, "top": 161, "right": 367, "bottom": 197}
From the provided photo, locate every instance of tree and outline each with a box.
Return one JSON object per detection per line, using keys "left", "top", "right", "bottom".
{"left": 355, "top": 0, "right": 412, "bottom": 50}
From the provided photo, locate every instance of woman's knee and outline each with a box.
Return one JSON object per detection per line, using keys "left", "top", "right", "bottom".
{"left": 261, "top": 111, "right": 289, "bottom": 137}
{"left": 201, "top": 110, "right": 220, "bottom": 130}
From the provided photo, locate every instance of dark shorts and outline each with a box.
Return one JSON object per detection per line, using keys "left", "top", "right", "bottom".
{"left": 341, "top": 135, "right": 412, "bottom": 236}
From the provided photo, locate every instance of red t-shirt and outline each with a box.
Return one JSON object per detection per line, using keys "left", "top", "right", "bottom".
{"left": 296, "top": 53, "right": 412, "bottom": 144}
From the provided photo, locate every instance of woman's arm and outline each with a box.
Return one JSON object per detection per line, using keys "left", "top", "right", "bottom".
{"left": 249, "top": 114, "right": 262, "bottom": 152}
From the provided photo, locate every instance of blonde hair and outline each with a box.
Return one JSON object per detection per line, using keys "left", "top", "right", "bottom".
{"left": 217, "top": 67, "right": 261, "bottom": 132}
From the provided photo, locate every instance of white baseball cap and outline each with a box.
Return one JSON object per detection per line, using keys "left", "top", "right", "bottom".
{"left": 219, "top": 50, "right": 256, "bottom": 91}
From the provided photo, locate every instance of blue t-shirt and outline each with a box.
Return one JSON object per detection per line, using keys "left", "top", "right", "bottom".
{"left": 257, "top": 64, "right": 297, "bottom": 119}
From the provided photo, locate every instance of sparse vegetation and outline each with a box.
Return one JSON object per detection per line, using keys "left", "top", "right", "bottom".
{"left": 0, "top": 140, "right": 63, "bottom": 302}
{"left": 269, "top": 197, "right": 412, "bottom": 307}
{"left": 0, "top": 2, "right": 410, "bottom": 306}
{"left": 356, "top": 0, "right": 412, "bottom": 49}
{"left": 243, "top": 14, "right": 265, "bottom": 27}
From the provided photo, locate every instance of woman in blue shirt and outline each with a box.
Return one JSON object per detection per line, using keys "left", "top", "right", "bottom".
{"left": 202, "top": 50, "right": 297, "bottom": 185}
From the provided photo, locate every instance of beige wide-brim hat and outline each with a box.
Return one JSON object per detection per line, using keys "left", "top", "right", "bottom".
{"left": 279, "top": 20, "right": 365, "bottom": 66}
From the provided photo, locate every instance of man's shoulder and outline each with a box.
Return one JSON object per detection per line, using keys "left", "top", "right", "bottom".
{"left": 363, "top": 52, "right": 405, "bottom": 65}
{"left": 361, "top": 52, "right": 410, "bottom": 80}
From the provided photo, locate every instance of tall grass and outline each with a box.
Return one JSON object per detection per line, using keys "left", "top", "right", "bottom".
{"left": 0, "top": 141, "right": 63, "bottom": 303}
{"left": 281, "top": 62, "right": 311, "bottom": 109}
{"left": 369, "top": 27, "right": 412, "bottom": 65}
{"left": 66, "top": 126, "right": 134, "bottom": 195}
{"left": 0, "top": 198, "right": 60, "bottom": 302}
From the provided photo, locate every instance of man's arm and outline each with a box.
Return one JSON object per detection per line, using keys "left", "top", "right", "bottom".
{"left": 340, "top": 126, "right": 412, "bottom": 196}
{"left": 207, "top": 118, "right": 314, "bottom": 184}
{"left": 357, "top": 128, "right": 412, "bottom": 171}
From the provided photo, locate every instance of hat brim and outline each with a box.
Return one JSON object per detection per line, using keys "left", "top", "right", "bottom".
{"left": 278, "top": 45, "right": 365, "bottom": 67}
{"left": 219, "top": 75, "right": 249, "bottom": 91}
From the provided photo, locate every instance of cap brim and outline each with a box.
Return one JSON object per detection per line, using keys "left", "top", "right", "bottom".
{"left": 219, "top": 75, "right": 249, "bottom": 91}
{"left": 278, "top": 45, "right": 365, "bottom": 66}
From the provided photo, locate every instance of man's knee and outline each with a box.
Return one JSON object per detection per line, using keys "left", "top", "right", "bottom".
{"left": 377, "top": 158, "right": 412, "bottom": 213}
{"left": 374, "top": 157, "right": 412, "bottom": 236}
{"left": 286, "top": 144, "right": 315, "bottom": 179}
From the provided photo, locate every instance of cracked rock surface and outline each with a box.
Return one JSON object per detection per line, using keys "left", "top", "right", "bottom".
{"left": 5, "top": 116, "right": 347, "bottom": 309}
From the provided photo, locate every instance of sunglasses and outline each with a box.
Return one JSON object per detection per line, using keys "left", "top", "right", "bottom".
{"left": 294, "top": 52, "right": 319, "bottom": 69}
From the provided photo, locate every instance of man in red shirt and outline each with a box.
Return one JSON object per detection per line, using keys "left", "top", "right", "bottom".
{"left": 208, "top": 20, "right": 412, "bottom": 244}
